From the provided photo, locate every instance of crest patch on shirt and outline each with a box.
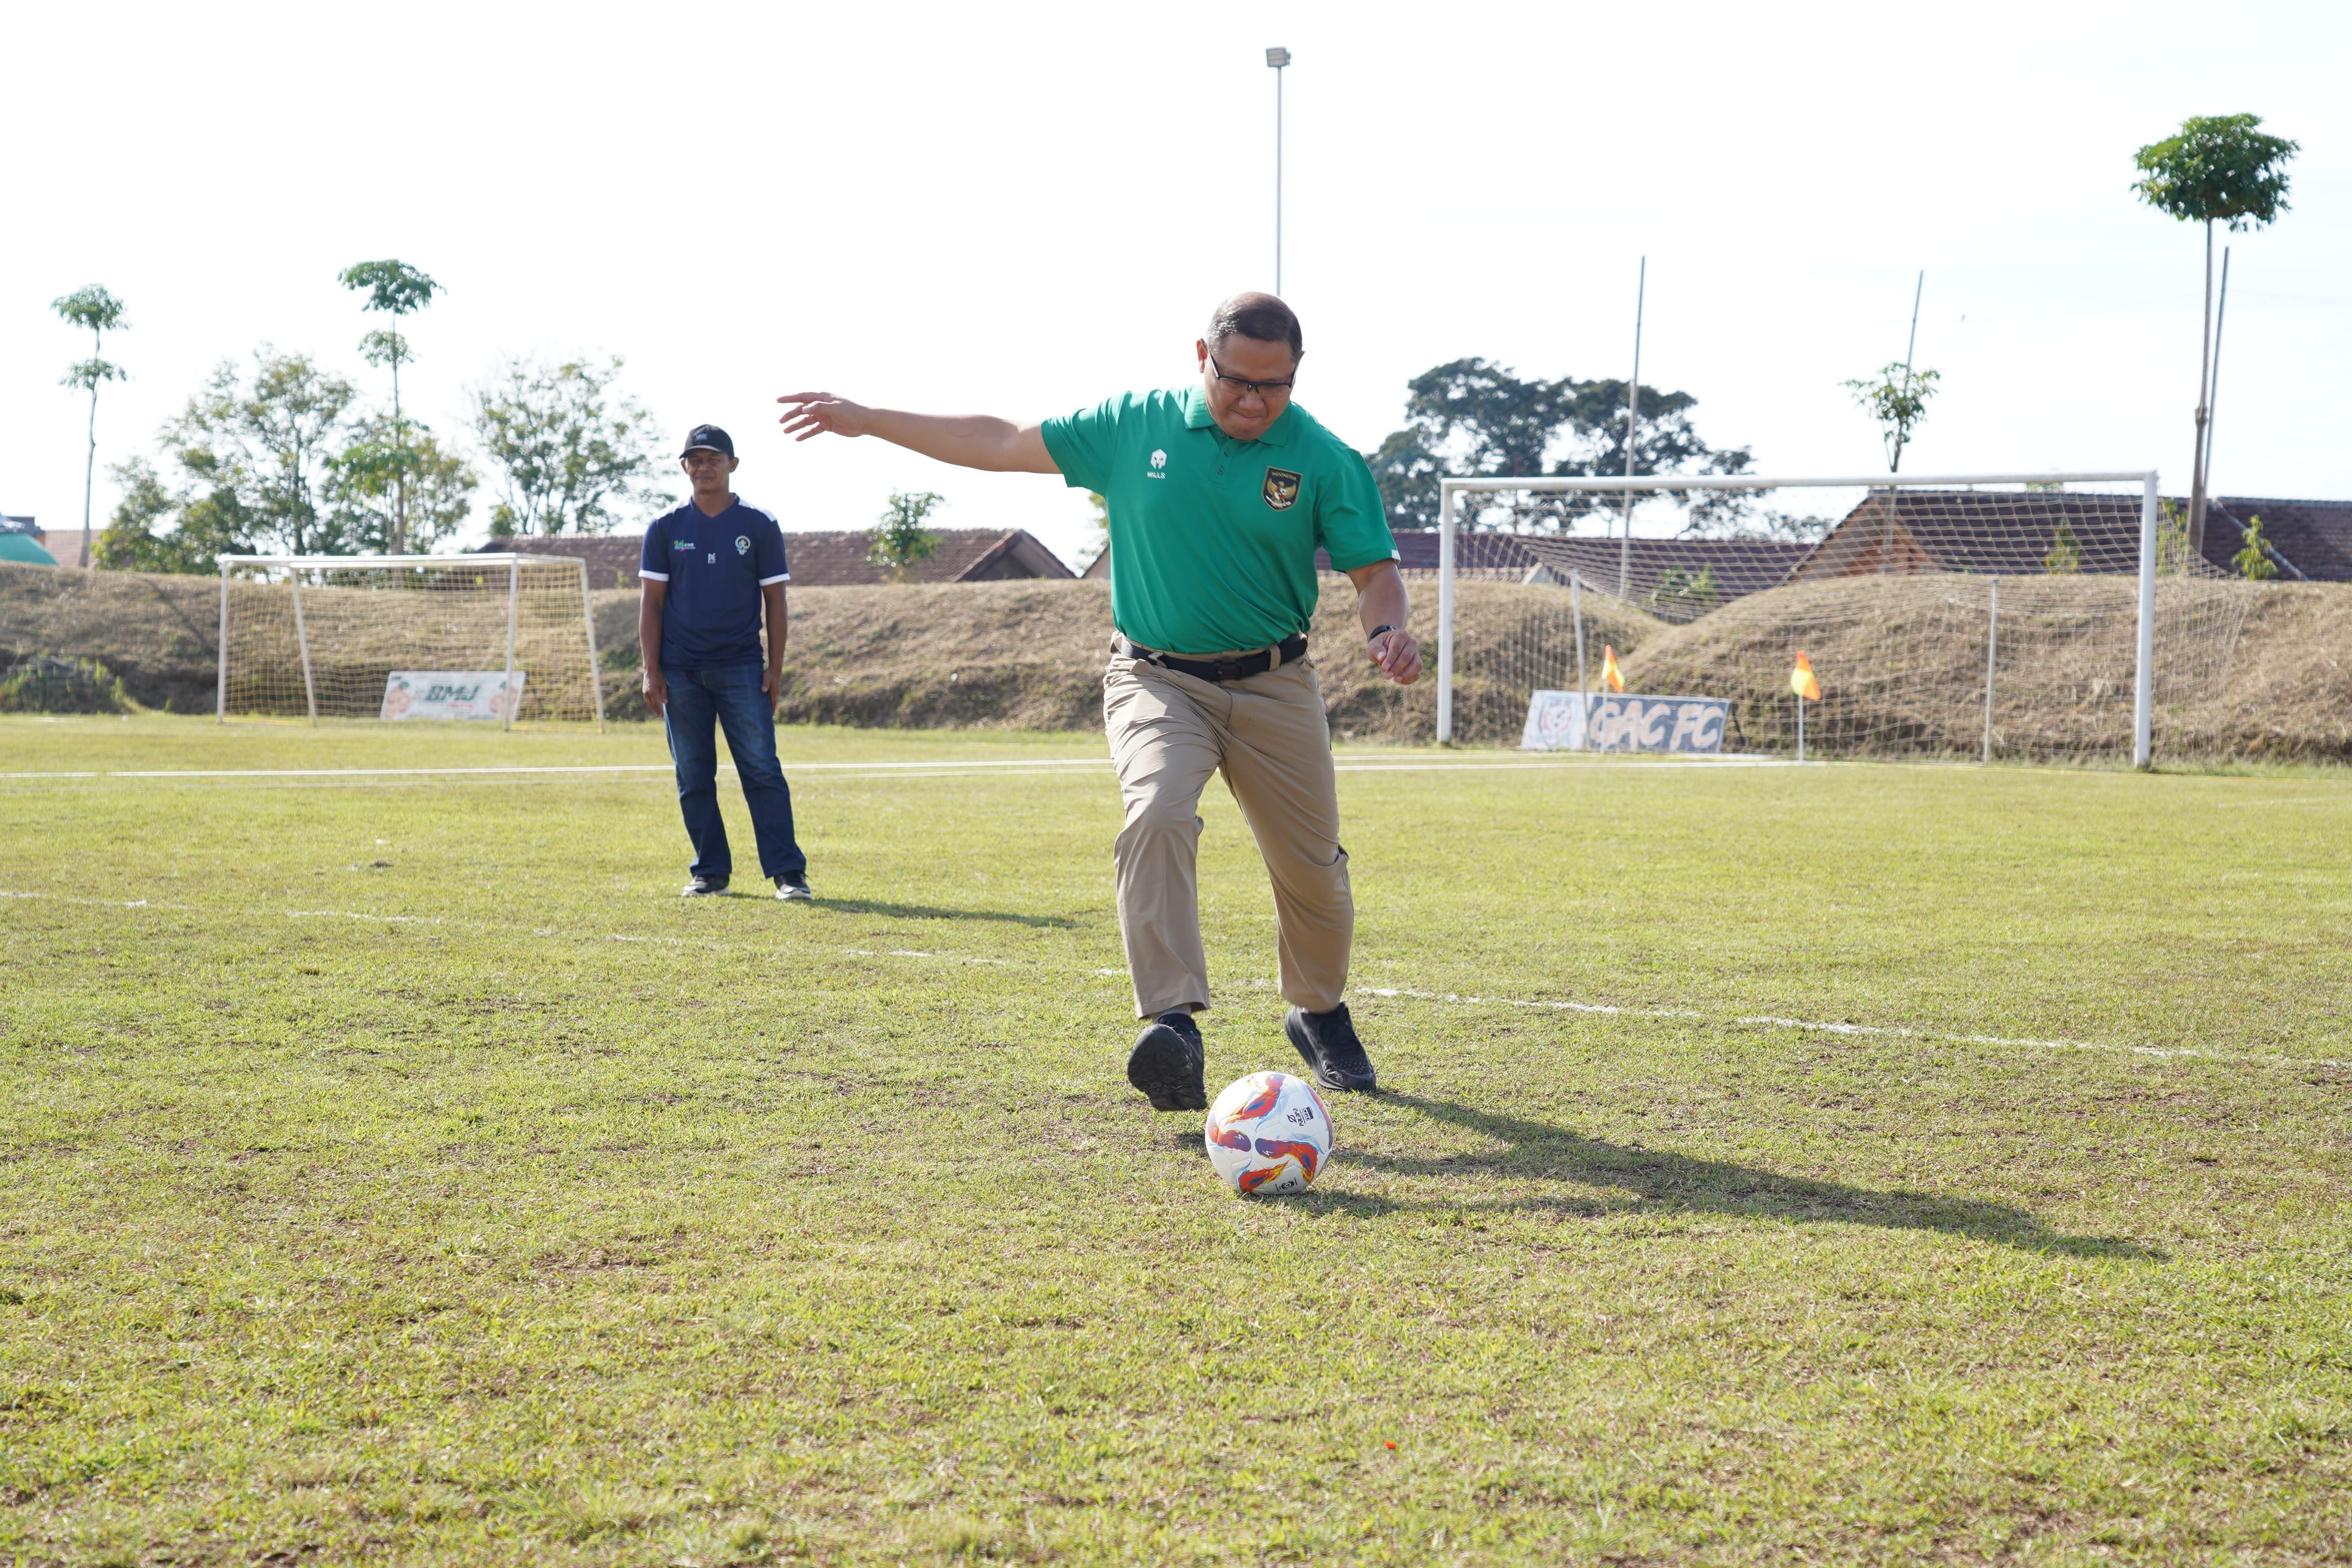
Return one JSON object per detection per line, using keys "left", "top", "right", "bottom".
{"left": 1261, "top": 467, "right": 1303, "bottom": 512}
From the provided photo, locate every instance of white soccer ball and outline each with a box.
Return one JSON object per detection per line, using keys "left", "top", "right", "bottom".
{"left": 1204, "top": 1070, "right": 1334, "bottom": 1196}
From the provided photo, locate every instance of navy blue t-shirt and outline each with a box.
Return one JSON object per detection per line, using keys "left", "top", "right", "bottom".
{"left": 639, "top": 499, "right": 790, "bottom": 669}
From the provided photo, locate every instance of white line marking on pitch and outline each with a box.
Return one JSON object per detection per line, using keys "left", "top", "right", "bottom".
{"left": 0, "top": 752, "right": 1783, "bottom": 783}
{"left": 16, "top": 887, "right": 2338, "bottom": 1075}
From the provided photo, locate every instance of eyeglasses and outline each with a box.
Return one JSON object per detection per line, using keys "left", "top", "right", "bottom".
{"left": 1208, "top": 354, "right": 1295, "bottom": 400}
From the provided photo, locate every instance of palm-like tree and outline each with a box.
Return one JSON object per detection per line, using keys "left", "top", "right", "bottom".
{"left": 51, "top": 286, "right": 129, "bottom": 569}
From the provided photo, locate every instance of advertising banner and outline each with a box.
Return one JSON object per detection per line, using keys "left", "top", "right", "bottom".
{"left": 381, "top": 670, "right": 525, "bottom": 722}
{"left": 1521, "top": 691, "right": 1729, "bottom": 755}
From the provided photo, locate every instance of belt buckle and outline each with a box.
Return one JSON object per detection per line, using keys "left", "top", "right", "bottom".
{"left": 1212, "top": 658, "right": 1244, "bottom": 683}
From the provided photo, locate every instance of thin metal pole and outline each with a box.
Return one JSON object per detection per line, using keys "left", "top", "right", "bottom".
{"left": 1797, "top": 696, "right": 1805, "bottom": 764}
{"left": 1436, "top": 480, "right": 1456, "bottom": 744}
{"left": 2188, "top": 219, "right": 2215, "bottom": 563}
{"left": 1273, "top": 63, "right": 1284, "bottom": 295}
{"left": 1891, "top": 270, "right": 1924, "bottom": 473}
{"left": 1882, "top": 272, "right": 1923, "bottom": 576}
{"left": 2134, "top": 472, "right": 2158, "bottom": 768}
{"left": 1982, "top": 577, "right": 1998, "bottom": 764}
{"left": 503, "top": 559, "right": 520, "bottom": 732}
{"left": 577, "top": 558, "right": 606, "bottom": 731}
{"left": 289, "top": 568, "right": 318, "bottom": 726}
{"left": 1570, "top": 571, "right": 1587, "bottom": 750}
{"left": 215, "top": 561, "right": 231, "bottom": 723}
{"left": 1618, "top": 256, "right": 1644, "bottom": 599}
{"left": 2204, "top": 246, "right": 2231, "bottom": 518}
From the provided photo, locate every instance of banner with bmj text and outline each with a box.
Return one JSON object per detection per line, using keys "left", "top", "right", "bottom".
{"left": 1521, "top": 691, "right": 1729, "bottom": 754}
{"left": 382, "top": 670, "right": 526, "bottom": 722}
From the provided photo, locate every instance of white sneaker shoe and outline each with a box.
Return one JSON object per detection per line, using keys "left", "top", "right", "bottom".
{"left": 774, "top": 874, "right": 814, "bottom": 902}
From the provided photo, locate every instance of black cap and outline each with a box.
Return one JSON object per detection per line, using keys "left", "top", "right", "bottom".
{"left": 681, "top": 424, "right": 734, "bottom": 458}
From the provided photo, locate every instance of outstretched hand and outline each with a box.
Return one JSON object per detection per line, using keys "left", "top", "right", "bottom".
{"left": 776, "top": 391, "right": 872, "bottom": 442}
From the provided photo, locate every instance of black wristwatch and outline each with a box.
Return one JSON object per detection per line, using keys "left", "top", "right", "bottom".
{"left": 1367, "top": 624, "right": 1396, "bottom": 641}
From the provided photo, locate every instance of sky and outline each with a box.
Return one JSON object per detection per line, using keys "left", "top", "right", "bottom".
{"left": 4, "top": 0, "right": 2347, "bottom": 569}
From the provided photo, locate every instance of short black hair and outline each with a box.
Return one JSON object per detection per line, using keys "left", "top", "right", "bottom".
{"left": 1206, "top": 292, "right": 1303, "bottom": 360}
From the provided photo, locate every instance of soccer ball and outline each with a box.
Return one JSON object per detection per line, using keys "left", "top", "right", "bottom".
{"left": 1204, "top": 1070, "right": 1334, "bottom": 1196}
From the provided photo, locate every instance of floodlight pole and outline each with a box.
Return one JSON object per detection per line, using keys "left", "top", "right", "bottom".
{"left": 1618, "top": 256, "right": 1645, "bottom": 599}
{"left": 1266, "top": 47, "right": 1290, "bottom": 294}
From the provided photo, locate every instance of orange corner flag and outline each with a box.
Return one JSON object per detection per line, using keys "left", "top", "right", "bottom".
{"left": 1600, "top": 644, "right": 1625, "bottom": 693}
{"left": 1790, "top": 650, "right": 1821, "bottom": 702}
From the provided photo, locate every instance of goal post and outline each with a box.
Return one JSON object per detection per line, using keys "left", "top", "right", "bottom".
{"left": 216, "top": 553, "right": 607, "bottom": 728}
{"left": 1431, "top": 470, "right": 2241, "bottom": 767}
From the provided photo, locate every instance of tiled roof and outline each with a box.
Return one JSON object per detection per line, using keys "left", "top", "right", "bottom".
{"left": 2207, "top": 498, "right": 2352, "bottom": 581}
{"left": 1515, "top": 535, "right": 1811, "bottom": 600}
{"left": 479, "top": 528, "right": 1076, "bottom": 587}
{"left": 1792, "top": 491, "right": 2172, "bottom": 580}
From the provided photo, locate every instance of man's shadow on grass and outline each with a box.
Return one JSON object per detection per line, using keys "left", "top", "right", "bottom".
{"left": 1297, "top": 1092, "right": 2161, "bottom": 1261}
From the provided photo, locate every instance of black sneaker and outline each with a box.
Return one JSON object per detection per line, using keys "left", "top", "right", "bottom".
{"left": 1285, "top": 1003, "right": 1378, "bottom": 1092}
{"left": 681, "top": 874, "right": 730, "bottom": 897}
{"left": 1126, "top": 1010, "right": 1208, "bottom": 1112}
{"left": 774, "top": 872, "right": 813, "bottom": 902}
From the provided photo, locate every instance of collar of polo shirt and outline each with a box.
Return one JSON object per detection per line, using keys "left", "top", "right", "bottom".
{"left": 1180, "top": 382, "right": 1296, "bottom": 446}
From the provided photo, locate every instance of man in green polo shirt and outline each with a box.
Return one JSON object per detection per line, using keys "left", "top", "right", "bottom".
{"left": 777, "top": 292, "right": 1420, "bottom": 1113}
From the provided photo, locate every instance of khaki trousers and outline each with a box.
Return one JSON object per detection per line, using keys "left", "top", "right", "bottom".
{"left": 1103, "top": 648, "right": 1351, "bottom": 1019}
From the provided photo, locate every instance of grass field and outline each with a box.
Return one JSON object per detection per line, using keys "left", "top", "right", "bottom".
{"left": 4, "top": 716, "right": 2349, "bottom": 1566}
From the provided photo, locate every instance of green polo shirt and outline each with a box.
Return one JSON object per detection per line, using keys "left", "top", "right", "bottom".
{"left": 1041, "top": 384, "right": 1398, "bottom": 656}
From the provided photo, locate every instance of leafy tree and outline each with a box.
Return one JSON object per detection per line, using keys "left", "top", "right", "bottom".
{"left": 167, "top": 349, "right": 359, "bottom": 555}
{"left": 51, "top": 285, "right": 129, "bottom": 569}
{"left": 93, "top": 458, "right": 253, "bottom": 574}
{"left": 869, "top": 491, "right": 944, "bottom": 580}
{"left": 469, "top": 356, "right": 668, "bottom": 535}
{"left": 338, "top": 260, "right": 444, "bottom": 555}
{"left": 2133, "top": 114, "right": 2298, "bottom": 559}
{"left": 1842, "top": 362, "right": 1941, "bottom": 472}
{"left": 1078, "top": 491, "right": 1109, "bottom": 571}
{"left": 330, "top": 415, "right": 477, "bottom": 553}
{"left": 2232, "top": 514, "right": 2278, "bottom": 581}
{"left": 1365, "top": 357, "right": 1751, "bottom": 534}
{"left": 2045, "top": 519, "right": 2083, "bottom": 574}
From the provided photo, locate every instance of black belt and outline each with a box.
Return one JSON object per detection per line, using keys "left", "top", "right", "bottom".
{"left": 1122, "top": 633, "right": 1308, "bottom": 684}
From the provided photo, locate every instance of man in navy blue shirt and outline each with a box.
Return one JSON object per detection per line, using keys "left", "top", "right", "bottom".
{"left": 639, "top": 425, "right": 811, "bottom": 900}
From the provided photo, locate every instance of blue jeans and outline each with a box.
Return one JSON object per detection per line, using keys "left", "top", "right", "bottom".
{"left": 662, "top": 664, "right": 806, "bottom": 883}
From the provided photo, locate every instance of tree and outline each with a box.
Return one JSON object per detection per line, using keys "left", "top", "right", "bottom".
{"left": 2232, "top": 514, "right": 2279, "bottom": 581}
{"left": 1365, "top": 357, "right": 1751, "bottom": 533}
{"left": 93, "top": 458, "right": 252, "bottom": 575}
{"left": 1078, "top": 491, "right": 1109, "bottom": 571}
{"left": 329, "top": 415, "right": 477, "bottom": 553}
{"left": 338, "top": 261, "right": 443, "bottom": 555}
{"left": 869, "top": 491, "right": 944, "bottom": 580}
{"left": 167, "top": 349, "right": 359, "bottom": 555}
{"left": 469, "top": 356, "right": 668, "bottom": 535}
{"left": 51, "top": 285, "right": 129, "bottom": 569}
{"left": 2133, "top": 114, "right": 2299, "bottom": 560}
{"left": 1842, "top": 362, "right": 1941, "bottom": 472}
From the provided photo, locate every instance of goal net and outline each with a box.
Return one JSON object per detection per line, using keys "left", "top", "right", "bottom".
{"left": 1418, "top": 473, "right": 2264, "bottom": 764}
{"left": 217, "top": 555, "right": 606, "bottom": 727}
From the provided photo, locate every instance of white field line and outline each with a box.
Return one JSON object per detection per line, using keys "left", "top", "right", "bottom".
{"left": 0, "top": 751, "right": 1784, "bottom": 784}
{"left": 9, "top": 886, "right": 2346, "bottom": 1076}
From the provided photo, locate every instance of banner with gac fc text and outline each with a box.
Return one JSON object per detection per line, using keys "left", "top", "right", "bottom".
{"left": 1521, "top": 691, "right": 1729, "bottom": 754}
{"left": 381, "top": 670, "right": 526, "bottom": 722}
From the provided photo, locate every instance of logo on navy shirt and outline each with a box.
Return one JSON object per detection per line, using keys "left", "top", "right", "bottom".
{"left": 735, "top": 535, "right": 750, "bottom": 555}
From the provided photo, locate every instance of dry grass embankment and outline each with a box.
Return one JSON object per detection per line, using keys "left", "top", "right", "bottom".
{"left": 6, "top": 559, "right": 2347, "bottom": 758}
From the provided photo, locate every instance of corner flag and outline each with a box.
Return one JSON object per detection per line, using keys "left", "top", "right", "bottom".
{"left": 1600, "top": 645, "right": 1625, "bottom": 693}
{"left": 1790, "top": 651, "right": 1820, "bottom": 702}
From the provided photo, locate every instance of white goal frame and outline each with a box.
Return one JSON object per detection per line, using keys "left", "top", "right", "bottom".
{"left": 215, "top": 553, "right": 605, "bottom": 730}
{"left": 1434, "top": 470, "right": 2163, "bottom": 765}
